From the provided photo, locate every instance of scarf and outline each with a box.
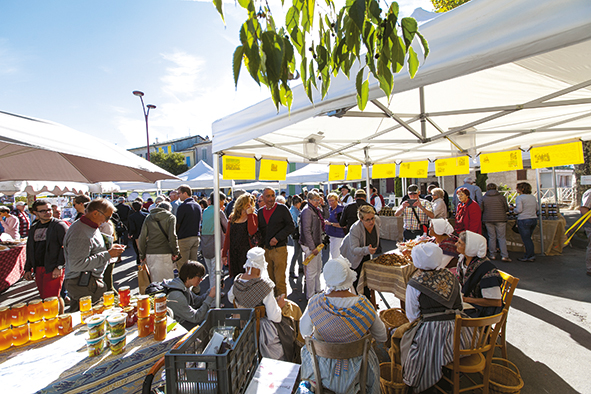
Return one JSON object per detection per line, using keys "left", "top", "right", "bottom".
{"left": 232, "top": 276, "right": 274, "bottom": 308}
{"left": 408, "top": 269, "right": 460, "bottom": 309}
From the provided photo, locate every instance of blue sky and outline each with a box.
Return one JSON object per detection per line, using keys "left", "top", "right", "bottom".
{"left": 0, "top": 0, "right": 433, "bottom": 150}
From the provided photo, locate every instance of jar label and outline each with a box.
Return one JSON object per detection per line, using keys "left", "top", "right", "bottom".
{"left": 155, "top": 302, "right": 167, "bottom": 313}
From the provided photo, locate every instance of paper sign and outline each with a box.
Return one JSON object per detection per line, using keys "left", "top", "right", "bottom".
{"left": 372, "top": 163, "right": 397, "bottom": 179}
{"left": 435, "top": 156, "right": 470, "bottom": 176}
{"left": 222, "top": 155, "right": 256, "bottom": 180}
{"left": 530, "top": 141, "right": 584, "bottom": 169}
{"left": 399, "top": 160, "right": 429, "bottom": 178}
{"left": 480, "top": 150, "right": 523, "bottom": 174}
{"left": 329, "top": 164, "right": 346, "bottom": 181}
{"left": 346, "top": 165, "right": 362, "bottom": 180}
{"left": 259, "top": 159, "right": 287, "bottom": 181}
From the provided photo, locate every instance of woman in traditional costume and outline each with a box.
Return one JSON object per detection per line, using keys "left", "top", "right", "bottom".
{"left": 429, "top": 218, "right": 459, "bottom": 269}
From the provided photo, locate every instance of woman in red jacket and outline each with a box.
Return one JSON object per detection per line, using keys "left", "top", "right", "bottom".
{"left": 455, "top": 187, "right": 482, "bottom": 234}
{"left": 222, "top": 193, "right": 259, "bottom": 279}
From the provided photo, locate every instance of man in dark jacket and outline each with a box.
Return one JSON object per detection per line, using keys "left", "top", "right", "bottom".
{"left": 339, "top": 189, "right": 374, "bottom": 233}
{"left": 481, "top": 183, "right": 511, "bottom": 261}
{"left": 128, "top": 201, "right": 148, "bottom": 265}
{"left": 176, "top": 184, "right": 202, "bottom": 270}
{"left": 114, "top": 197, "right": 131, "bottom": 246}
{"left": 258, "top": 187, "right": 295, "bottom": 297}
{"left": 23, "top": 199, "right": 69, "bottom": 314}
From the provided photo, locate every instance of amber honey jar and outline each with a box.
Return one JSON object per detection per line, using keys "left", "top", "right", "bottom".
{"left": 137, "top": 316, "right": 153, "bottom": 337}
{"left": 58, "top": 314, "right": 73, "bottom": 336}
{"left": 0, "top": 327, "right": 12, "bottom": 351}
{"left": 153, "top": 293, "right": 167, "bottom": 318}
{"left": 92, "top": 303, "right": 104, "bottom": 315}
{"left": 118, "top": 286, "right": 130, "bottom": 307}
{"left": 12, "top": 323, "right": 29, "bottom": 346}
{"left": 43, "top": 297, "right": 59, "bottom": 320}
{"left": 103, "top": 291, "right": 114, "bottom": 309}
{"left": 45, "top": 317, "right": 59, "bottom": 338}
{"left": 11, "top": 303, "right": 28, "bottom": 327}
{"left": 0, "top": 306, "right": 10, "bottom": 330}
{"left": 29, "top": 320, "right": 45, "bottom": 341}
{"left": 28, "top": 299, "right": 44, "bottom": 323}
{"left": 79, "top": 296, "right": 92, "bottom": 313}
{"left": 137, "top": 295, "right": 150, "bottom": 319}
{"left": 154, "top": 317, "right": 166, "bottom": 341}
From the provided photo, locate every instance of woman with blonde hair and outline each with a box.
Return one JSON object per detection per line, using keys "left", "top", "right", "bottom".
{"left": 222, "top": 193, "right": 259, "bottom": 279}
{"left": 325, "top": 192, "right": 346, "bottom": 258}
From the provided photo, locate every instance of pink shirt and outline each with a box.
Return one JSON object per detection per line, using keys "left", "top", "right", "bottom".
{"left": 3, "top": 214, "right": 20, "bottom": 240}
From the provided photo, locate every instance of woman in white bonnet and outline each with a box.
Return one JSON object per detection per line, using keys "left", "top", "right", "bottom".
{"left": 299, "top": 256, "right": 387, "bottom": 394}
{"left": 429, "top": 218, "right": 459, "bottom": 269}
{"left": 228, "top": 247, "right": 286, "bottom": 359}
{"left": 400, "top": 242, "right": 467, "bottom": 393}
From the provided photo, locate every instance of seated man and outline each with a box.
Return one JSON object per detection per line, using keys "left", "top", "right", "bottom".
{"left": 162, "top": 260, "right": 215, "bottom": 330}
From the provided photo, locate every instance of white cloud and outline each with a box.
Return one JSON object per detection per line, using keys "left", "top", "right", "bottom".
{"left": 160, "top": 50, "right": 205, "bottom": 98}
{"left": 0, "top": 39, "right": 20, "bottom": 75}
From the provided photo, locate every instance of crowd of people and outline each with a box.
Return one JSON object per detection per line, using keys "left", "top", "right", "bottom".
{"left": 0, "top": 178, "right": 549, "bottom": 393}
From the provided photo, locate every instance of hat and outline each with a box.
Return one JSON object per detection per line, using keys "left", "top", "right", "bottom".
{"left": 15, "top": 201, "right": 26, "bottom": 206}
{"left": 354, "top": 189, "right": 366, "bottom": 198}
{"left": 339, "top": 185, "right": 350, "bottom": 191}
{"left": 117, "top": 197, "right": 125, "bottom": 202}
{"left": 411, "top": 243, "right": 444, "bottom": 271}
{"left": 464, "top": 231, "right": 487, "bottom": 258}
{"left": 430, "top": 219, "right": 454, "bottom": 236}
{"left": 464, "top": 176, "right": 474, "bottom": 184}
{"left": 323, "top": 257, "right": 357, "bottom": 292}
{"left": 157, "top": 201, "right": 172, "bottom": 211}
{"left": 407, "top": 184, "right": 419, "bottom": 194}
{"left": 243, "top": 247, "right": 268, "bottom": 274}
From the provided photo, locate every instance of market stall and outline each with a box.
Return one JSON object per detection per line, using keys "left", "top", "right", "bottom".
{"left": 506, "top": 216, "right": 566, "bottom": 256}
{"left": 0, "top": 243, "right": 26, "bottom": 293}
{"left": 0, "top": 312, "right": 187, "bottom": 393}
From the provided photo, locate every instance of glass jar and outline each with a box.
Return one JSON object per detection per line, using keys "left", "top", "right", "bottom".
{"left": 103, "top": 291, "right": 115, "bottom": 309}
{"left": 79, "top": 296, "right": 92, "bottom": 313}
{"left": 43, "top": 297, "right": 59, "bottom": 320}
{"left": 80, "top": 310, "right": 93, "bottom": 325}
{"left": 0, "top": 327, "right": 12, "bottom": 350}
{"left": 92, "top": 303, "right": 104, "bottom": 315}
{"left": 11, "top": 303, "right": 28, "bottom": 327}
{"left": 45, "top": 317, "right": 59, "bottom": 338}
{"left": 154, "top": 317, "right": 167, "bottom": 341}
{"left": 58, "top": 314, "right": 73, "bottom": 336}
{"left": 28, "top": 299, "right": 44, "bottom": 323}
{"left": 137, "top": 316, "right": 153, "bottom": 337}
{"left": 12, "top": 323, "right": 30, "bottom": 346}
{"left": 137, "top": 295, "right": 150, "bottom": 319}
{"left": 153, "top": 293, "right": 167, "bottom": 318}
{"left": 0, "top": 306, "right": 10, "bottom": 330}
{"left": 118, "top": 286, "right": 131, "bottom": 307}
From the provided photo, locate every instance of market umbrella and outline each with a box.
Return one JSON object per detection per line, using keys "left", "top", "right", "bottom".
{"left": 0, "top": 111, "right": 177, "bottom": 183}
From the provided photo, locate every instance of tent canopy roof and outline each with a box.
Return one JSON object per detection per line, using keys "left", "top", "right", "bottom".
{"left": 212, "top": 0, "right": 591, "bottom": 166}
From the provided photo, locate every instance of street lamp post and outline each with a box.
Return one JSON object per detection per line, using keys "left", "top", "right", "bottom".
{"left": 132, "top": 90, "right": 156, "bottom": 161}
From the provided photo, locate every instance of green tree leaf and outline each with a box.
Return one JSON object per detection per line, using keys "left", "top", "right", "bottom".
{"left": 233, "top": 45, "right": 244, "bottom": 88}
{"left": 213, "top": 0, "right": 224, "bottom": 22}
{"left": 408, "top": 46, "right": 419, "bottom": 78}
{"left": 401, "top": 17, "right": 418, "bottom": 49}
{"left": 262, "top": 31, "right": 284, "bottom": 83}
{"left": 301, "top": 0, "right": 315, "bottom": 32}
{"left": 356, "top": 68, "right": 369, "bottom": 110}
{"left": 417, "top": 31, "right": 430, "bottom": 59}
{"left": 348, "top": 0, "right": 366, "bottom": 31}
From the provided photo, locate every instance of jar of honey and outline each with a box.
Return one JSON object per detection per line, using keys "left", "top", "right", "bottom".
{"left": 43, "top": 297, "right": 59, "bottom": 319}
{"left": 118, "top": 286, "right": 131, "bottom": 307}
{"left": 103, "top": 291, "right": 115, "bottom": 309}
{"left": 12, "top": 323, "right": 29, "bottom": 346}
{"left": 58, "top": 314, "right": 73, "bottom": 336}
{"left": 11, "top": 303, "right": 28, "bottom": 327}
{"left": 137, "top": 295, "right": 150, "bottom": 318}
{"left": 0, "top": 327, "right": 11, "bottom": 351}
{"left": 123, "top": 306, "right": 137, "bottom": 328}
{"left": 0, "top": 306, "right": 10, "bottom": 330}
{"left": 79, "top": 296, "right": 92, "bottom": 313}
{"left": 154, "top": 316, "right": 167, "bottom": 341}
{"left": 92, "top": 303, "right": 104, "bottom": 315}
{"left": 29, "top": 319, "right": 45, "bottom": 341}
{"left": 80, "top": 310, "right": 93, "bottom": 325}
{"left": 45, "top": 317, "right": 59, "bottom": 338}
{"left": 28, "top": 299, "right": 44, "bottom": 323}
{"left": 153, "top": 293, "right": 167, "bottom": 318}
{"left": 137, "top": 316, "right": 153, "bottom": 337}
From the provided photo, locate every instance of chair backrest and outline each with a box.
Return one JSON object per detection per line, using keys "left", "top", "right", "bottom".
{"left": 498, "top": 271, "right": 520, "bottom": 312}
{"left": 454, "top": 310, "right": 507, "bottom": 358}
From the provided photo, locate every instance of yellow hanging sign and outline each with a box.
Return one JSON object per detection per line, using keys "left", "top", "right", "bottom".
{"left": 346, "top": 165, "right": 362, "bottom": 180}
{"left": 372, "top": 163, "right": 397, "bottom": 179}
{"left": 329, "top": 165, "right": 346, "bottom": 181}
{"left": 222, "top": 155, "right": 256, "bottom": 180}
{"left": 259, "top": 159, "right": 287, "bottom": 181}
{"left": 530, "top": 141, "right": 584, "bottom": 169}
{"left": 480, "top": 150, "right": 523, "bottom": 174}
{"left": 399, "top": 160, "right": 429, "bottom": 178}
{"left": 435, "top": 156, "right": 470, "bottom": 177}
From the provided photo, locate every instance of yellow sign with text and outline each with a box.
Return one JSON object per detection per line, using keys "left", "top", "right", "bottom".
{"left": 399, "top": 160, "right": 429, "bottom": 178}
{"left": 222, "top": 155, "right": 256, "bottom": 180}
{"left": 372, "top": 163, "right": 397, "bottom": 179}
{"left": 346, "top": 165, "right": 362, "bottom": 181}
{"left": 259, "top": 159, "right": 287, "bottom": 181}
{"left": 329, "top": 165, "right": 346, "bottom": 181}
{"left": 480, "top": 150, "right": 523, "bottom": 174}
{"left": 435, "top": 156, "right": 470, "bottom": 177}
{"left": 530, "top": 141, "right": 584, "bottom": 169}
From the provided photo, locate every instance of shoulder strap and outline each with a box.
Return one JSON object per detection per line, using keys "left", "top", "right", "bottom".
{"left": 410, "top": 206, "right": 422, "bottom": 225}
{"left": 155, "top": 220, "right": 169, "bottom": 241}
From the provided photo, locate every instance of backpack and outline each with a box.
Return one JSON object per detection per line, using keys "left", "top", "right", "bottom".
{"left": 144, "top": 281, "right": 181, "bottom": 296}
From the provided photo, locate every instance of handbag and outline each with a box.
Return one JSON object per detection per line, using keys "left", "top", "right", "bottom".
{"left": 138, "top": 263, "right": 151, "bottom": 295}
{"left": 511, "top": 222, "right": 519, "bottom": 234}
{"left": 410, "top": 206, "right": 429, "bottom": 234}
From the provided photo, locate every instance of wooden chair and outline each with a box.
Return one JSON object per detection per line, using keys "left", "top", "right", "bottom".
{"left": 434, "top": 310, "right": 507, "bottom": 394}
{"left": 304, "top": 334, "right": 372, "bottom": 394}
{"left": 497, "top": 270, "right": 519, "bottom": 360}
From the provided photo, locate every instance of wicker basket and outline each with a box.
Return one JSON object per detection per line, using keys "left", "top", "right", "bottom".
{"left": 379, "top": 308, "right": 410, "bottom": 331}
{"left": 379, "top": 362, "right": 408, "bottom": 394}
{"left": 489, "top": 358, "right": 524, "bottom": 394}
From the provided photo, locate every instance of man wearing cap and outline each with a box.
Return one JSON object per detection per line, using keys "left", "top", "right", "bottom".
{"left": 23, "top": 199, "right": 70, "bottom": 314}
{"left": 258, "top": 187, "right": 295, "bottom": 297}
{"left": 452, "top": 176, "right": 483, "bottom": 210}
{"left": 339, "top": 185, "right": 354, "bottom": 205}
{"left": 395, "top": 184, "right": 434, "bottom": 241}
{"left": 114, "top": 197, "right": 131, "bottom": 246}
{"left": 12, "top": 201, "right": 30, "bottom": 239}
{"left": 339, "top": 189, "right": 374, "bottom": 233}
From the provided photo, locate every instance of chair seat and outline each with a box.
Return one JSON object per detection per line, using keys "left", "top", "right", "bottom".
{"left": 443, "top": 353, "right": 486, "bottom": 374}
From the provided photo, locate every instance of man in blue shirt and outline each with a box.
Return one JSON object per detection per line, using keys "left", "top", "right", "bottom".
{"left": 175, "top": 185, "right": 202, "bottom": 270}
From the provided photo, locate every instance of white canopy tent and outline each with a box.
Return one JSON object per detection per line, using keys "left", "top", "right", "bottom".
{"left": 160, "top": 160, "right": 233, "bottom": 190}
{"left": 208, "top": 0, "right": 591, "bottom": 306}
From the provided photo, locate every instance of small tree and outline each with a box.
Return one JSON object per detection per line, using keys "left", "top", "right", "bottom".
{"left": 431, "top": 0, "right": 471, "bottom": 13}
{"left": 150, "top": 152, "right": 189, "bottom": 176}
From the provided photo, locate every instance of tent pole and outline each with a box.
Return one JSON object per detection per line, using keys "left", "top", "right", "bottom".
{"left": 536, "top": 168, "right": 545, "bottom": 256}
{"left": 419, "top": 87, "right": 427, "bottom": 139}
{"left": 552, "top": 166, "right": 559, "bottom": 207}
{"left": 213, "top": 153, "right": 221, "bottom": 308}
{"left": 364, "top": 147, "right": 371, "bottom": 198}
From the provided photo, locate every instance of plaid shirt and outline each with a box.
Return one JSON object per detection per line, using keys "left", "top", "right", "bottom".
{"left": 14, "top": 210, "right": 30, "bottom": 238}
{"left": 402, "top": 199, "right": 433, "bottom": 230}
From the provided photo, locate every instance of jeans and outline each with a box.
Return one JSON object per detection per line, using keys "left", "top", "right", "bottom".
{"left": 517, "top": 218, "right": 537, "bottom": 259}
{"left": 204, "top": 257, "right": 216, "bottom": 290}
{"left": 485, "top": 222, "right": 509, "bottom": 258}
{"left": 289, "top": 236, "right": 303, "bottom": 274}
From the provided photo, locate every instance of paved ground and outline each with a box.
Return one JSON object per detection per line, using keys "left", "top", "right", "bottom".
{"left": 2, "top": 211, "right": 590, "bottom": 393}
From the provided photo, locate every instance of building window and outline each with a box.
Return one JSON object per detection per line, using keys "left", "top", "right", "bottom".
{"left": 517, "top": 169, "right": 528, "bottom": 181}
{"left": 186, "top": 157, "right": 191, "bottom": 167}
{"left": 201, "top": 148, "right": 207, "bottom": 162}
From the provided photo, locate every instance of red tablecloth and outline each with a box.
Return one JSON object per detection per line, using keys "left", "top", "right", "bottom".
{"left": 0, "top": 245, "right": 26, "bottom": 292}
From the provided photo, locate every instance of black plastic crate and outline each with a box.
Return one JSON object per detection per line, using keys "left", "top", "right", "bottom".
{"left": 165, "top": 309, "right": 259, "bottom": 394}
